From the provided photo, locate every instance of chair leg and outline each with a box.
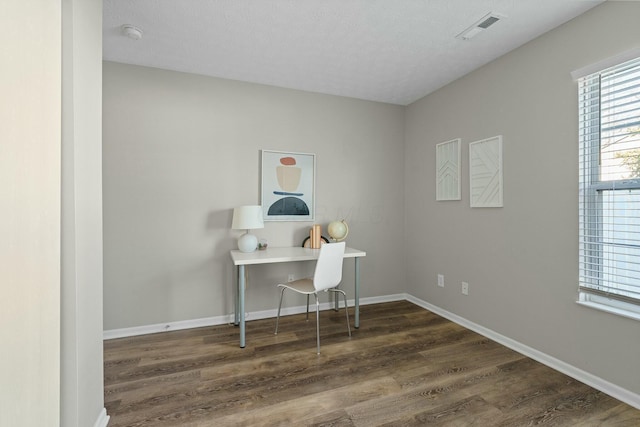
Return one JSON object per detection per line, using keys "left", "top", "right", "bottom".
{"left": 315, "top": 294, "right": 321, "bottom": 354}
{"left": 274, "top": 286, "right": 286, "bottom": 335}
{"left": 306, "top": 294, "right": 310, "bottom": 321}
{"left": 342, "top": 291, "right": 351, "bottom": 337}
{"left": 329, "top": 289, "right": 351, "bottom": 337}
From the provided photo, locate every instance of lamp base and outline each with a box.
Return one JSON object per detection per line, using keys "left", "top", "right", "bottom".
{"left": 238, "top": 232, "right": 258, "bottom": 253}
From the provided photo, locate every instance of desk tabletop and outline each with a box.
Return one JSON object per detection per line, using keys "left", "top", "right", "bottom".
{"left": 230, "top": 246, "right": 366, "bottom": 266}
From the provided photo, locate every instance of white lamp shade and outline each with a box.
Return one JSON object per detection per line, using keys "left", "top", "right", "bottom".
{"left": 232, "top": 205, "right": 264, "bottom": 230}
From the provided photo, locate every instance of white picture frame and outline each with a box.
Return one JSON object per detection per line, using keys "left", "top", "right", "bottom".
{"left": 261, "top": 150, "right": 315, "bottom": 221}
{"left": 436, "top": 138, "right": 461, "bottom": 201}
{"left": 469, "top": 136, "right": 503, "bottom": 208}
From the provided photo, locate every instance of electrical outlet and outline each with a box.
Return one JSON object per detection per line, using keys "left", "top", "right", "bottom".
{"left": 288, "top": 274, "right": 295, "bottom": 282}
{"left": 461, "top": 282, "right": 469, "bottom": 295}
{"left": 437, "top": 274, "right": 444, "bottom": 288}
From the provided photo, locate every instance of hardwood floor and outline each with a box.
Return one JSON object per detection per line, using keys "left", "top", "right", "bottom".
{"left": 104, "top": 301, "right": 640, "bottom": 426}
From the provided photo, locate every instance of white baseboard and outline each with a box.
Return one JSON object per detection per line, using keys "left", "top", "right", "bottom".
{"left": 103, "top": 313, "right": 232, "bottom": 339}
{"left": 93, "top": 408, "right": 109, "bottom": 427}
{"left": 102, "top": 292, "right": 639, "bottom": 410}
{"left": 103, "top": 294, "right": 405, "bottom": 340}
{"left": 405, "top": 294, "right": 640, "bottom": 411}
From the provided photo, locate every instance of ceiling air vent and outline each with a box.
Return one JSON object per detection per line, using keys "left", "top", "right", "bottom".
{"left": 456, "top": 13, "right": 505, "bottom": 40}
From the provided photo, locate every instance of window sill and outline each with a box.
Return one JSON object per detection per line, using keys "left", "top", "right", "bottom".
{"left": 576, "top": 297, "right": 640, "bottom": 322}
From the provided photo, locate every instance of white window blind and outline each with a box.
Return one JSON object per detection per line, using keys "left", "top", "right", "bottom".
{"left": 578, "top": 55, "right": 640, "bottom": 312}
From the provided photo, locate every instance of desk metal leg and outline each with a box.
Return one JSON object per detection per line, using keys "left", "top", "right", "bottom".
{"left": 354, "top": 257, "right": 360, "bottom": 329}
{"left": 234, "top": 266, "right": 240, "bottom": 326}
{"left": 238, "top": 265, "right": 246, "bottom": 348}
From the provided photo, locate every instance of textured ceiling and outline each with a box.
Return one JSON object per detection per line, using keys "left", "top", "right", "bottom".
{"left": 103, "top": 0, "right": 603, "bottom": 106}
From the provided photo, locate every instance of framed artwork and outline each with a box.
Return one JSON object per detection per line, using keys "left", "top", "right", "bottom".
{"left": 261, "top": 150, "right": 315, "bottom": 221}
{"left": 469, "top": 135, "right": 503, "bottom": 208}
{"left": 436, "top": 138, "right": 461, "bottom": 201}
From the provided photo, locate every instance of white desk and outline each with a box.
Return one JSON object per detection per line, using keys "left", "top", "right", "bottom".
{"left": 230, "top": 246, "right": 366, "bottom": 348}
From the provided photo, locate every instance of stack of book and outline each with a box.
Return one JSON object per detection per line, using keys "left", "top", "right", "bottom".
{"left": 309, "top": 224, "right": 322, "bottom": 248}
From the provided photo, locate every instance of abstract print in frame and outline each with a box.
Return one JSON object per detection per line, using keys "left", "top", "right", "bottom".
{"left": 469, "top": 135, "right": 503, "bottom": 208}
{"left": 436, "top": 138, "right": 461, "bottom": 201}
{"left": 261, "top": 150, "right": 315, "bottom": 221}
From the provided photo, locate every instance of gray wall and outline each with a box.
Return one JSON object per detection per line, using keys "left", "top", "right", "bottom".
{"left": 1, "top": 1, "right": 61, "bottom": 425}
{"left": 103, "top": 62, "right": 406, "bottom": 330}
{"left": 61, "top": 0, "right": 106, "bottom": 425}
{"left": 404, "top": 1, "right": 640, "bottom": 395}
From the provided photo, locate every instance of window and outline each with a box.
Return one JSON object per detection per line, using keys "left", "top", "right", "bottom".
{"left": 578, "top": 55, "right": 640, "bottom": 319}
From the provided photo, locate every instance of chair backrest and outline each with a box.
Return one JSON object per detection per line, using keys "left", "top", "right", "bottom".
{"left": 313, "top": 242, "right": 346, "bottom": 291}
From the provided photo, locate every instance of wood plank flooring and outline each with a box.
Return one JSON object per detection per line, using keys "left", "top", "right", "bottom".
{"left": 104, "top": 301, "right": 640, "bottom": 426}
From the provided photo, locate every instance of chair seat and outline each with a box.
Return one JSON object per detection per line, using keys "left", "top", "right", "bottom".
{"left": 277, "top": 278, "right": 315, "bottom": 294}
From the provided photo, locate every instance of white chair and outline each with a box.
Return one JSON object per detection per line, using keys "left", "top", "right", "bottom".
{"left": 274, "top": 242, "right": 351, "bottom": 354}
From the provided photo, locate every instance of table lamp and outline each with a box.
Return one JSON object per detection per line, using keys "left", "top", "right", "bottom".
{"left": 232, "top": 205, "right": 264, "bottom": 253}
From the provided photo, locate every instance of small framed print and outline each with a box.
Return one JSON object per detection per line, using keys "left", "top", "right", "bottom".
{"left": 261, "top": 150, "right": 315, "bottom": 221}
{"left": 436, "top": 139, "right": 461, "bottom": 201}
{"left": 469, "top": 136, "right": 503, "bottom": 208}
